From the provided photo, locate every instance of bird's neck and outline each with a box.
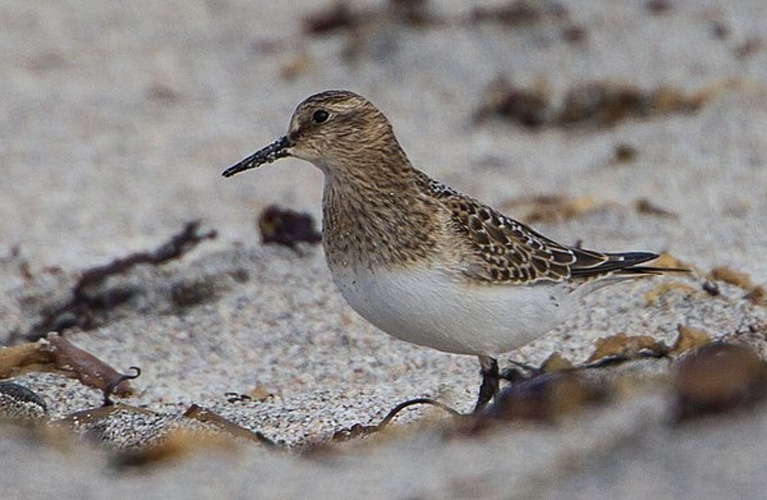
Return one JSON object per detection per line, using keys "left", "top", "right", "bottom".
{"left": 321, "top": 163, "right": 441, "bottom": 269}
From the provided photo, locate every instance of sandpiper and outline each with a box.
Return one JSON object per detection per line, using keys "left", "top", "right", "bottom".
{"left": 223, "top": 90, "right": 666, "bottom": 411}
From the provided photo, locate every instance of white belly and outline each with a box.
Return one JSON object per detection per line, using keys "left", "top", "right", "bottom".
{"left": 330, "top": 264, "right": 573, "bottom": 356}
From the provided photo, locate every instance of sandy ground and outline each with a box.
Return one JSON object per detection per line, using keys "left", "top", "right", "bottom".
{"left": 3, "top": 0, "right": 767, "bottom": 498}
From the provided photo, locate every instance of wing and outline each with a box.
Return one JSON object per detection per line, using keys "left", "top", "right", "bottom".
{"left": 416, "top": 171, "right": 659, "bottom": 284}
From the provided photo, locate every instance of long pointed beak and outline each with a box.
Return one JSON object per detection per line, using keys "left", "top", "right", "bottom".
{"left": 222, "top": 136, "right": 292, "bottom": 178}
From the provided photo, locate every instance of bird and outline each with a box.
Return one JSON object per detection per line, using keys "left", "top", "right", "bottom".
{"left": 223, "top": 90, "right": 668, "bottom": 412}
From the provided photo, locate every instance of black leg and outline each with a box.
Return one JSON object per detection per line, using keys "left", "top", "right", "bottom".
{"left": 474, "top": 355, "right": 499, "bottom": 413}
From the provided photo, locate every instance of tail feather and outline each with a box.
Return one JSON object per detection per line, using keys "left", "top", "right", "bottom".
{"left": 570, "top": 250, "right": 684, "bottom": 278}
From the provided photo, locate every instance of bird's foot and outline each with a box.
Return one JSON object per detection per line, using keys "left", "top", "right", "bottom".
{"left": 499, "top": 359, "right": 541, "bottom": 383}
{"left": 474, "top": 357, "right": 543, "bottom": 413}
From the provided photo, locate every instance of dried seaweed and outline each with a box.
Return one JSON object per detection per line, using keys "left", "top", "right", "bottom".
{"left": 0, "top": 334, "right": 137, "bottom": 397}
{"left": 22, "top": 221, "right": 217, "bottom": 342}
{"left": 674, "top": 343, "right": 767, "bottom": 422}
{"left": 477, "top": 371, "right": 609, "bottom": 426}
{"left": 183, "top": 404, "right": 276, "bottom": 447}
{"left": 302, "top": 0, "right": 436, "bottom": 37}
{"left": 258, "top": 205, "right": 322, "bottom": 250}
{"left": 501, "top": 194, "right": 601, "bottom": 224}
{"left": 470, "top": 1, "right": 568, "bottom": 26}
{"left": 330, "top": 398, "right": 462, "bottom": 443}
{"left": 60, "top": 403, "right": 156, "bottom": 428}
{"left": 112, "top": 429, "right": 240, "bottom": 468}
{"left": 709, "top": 266, "right": 753, "bottom": 289}
{"left": 476, "top": 77, "right": 715, "bottom": 129}
{"left": 634, "top": 198, "right": 677, "bottom": 218}
{"left": 585, "top": 333, "right": 670, "bottom": 365}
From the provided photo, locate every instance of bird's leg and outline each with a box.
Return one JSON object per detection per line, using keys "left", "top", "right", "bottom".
{"left": 474, "top": 355, "right": 499, "bottom": 413}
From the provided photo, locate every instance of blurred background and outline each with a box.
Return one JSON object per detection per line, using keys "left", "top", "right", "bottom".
{"left": 3, "top": 3, "right": 767, "bottom": 497}
{"left": 3, "top": 0, "right": 766, "bottom": 277}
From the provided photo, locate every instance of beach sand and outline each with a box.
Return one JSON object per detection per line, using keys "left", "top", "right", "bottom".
{"left": 3, "top": 1, "right": 767, "bottom": 497}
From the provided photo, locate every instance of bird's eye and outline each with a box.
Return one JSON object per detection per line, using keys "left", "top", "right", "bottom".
{"left": 312, "top": 109, "right": 330, "bottom": 124}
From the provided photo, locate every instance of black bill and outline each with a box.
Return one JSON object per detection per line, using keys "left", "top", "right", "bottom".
{"left": 222, "top": 136, "right": 292, "bottom": 178}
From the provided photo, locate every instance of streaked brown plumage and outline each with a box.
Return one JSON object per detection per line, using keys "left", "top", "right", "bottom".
{"left": 223, "top": 90, "right": 670, "bottom": 411}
